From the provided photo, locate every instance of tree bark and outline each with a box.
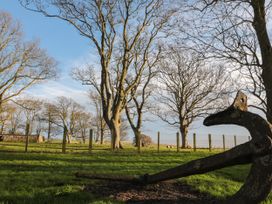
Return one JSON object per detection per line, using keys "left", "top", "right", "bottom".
{"left": 132, "top": 128, "right": 141, "bottom": 147}
{"left": 180, "top": 125, "right": 188, "bottom": 148}
{"left": 125, "top": 102, "right": 144, "bottom": 150}
{"left": 110, "top": 117, "right": 121, "bottom": 149}
{"left": 67, "top": 133, "right": 71, "bottom": 144}
{"left": 142, "top": 142, "right": 255, "bottom": 184}
{"left": 227, "top": 155, "right": 272, "bottom": 204}
{"left": 251, "top": 0, "right": 272, "bottom": 124}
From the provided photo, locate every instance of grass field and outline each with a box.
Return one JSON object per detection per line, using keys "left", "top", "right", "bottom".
{"left": 0, "top": 142, "right": 271, "bottom": 204}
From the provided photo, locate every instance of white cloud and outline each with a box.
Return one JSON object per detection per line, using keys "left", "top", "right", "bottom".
{"left": 22, "top": 80, "right": 91, "bottom": 109}
{"left": 19, "top": 51, "right": 101, "bottom": 109}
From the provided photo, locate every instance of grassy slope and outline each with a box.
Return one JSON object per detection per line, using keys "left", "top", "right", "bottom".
{"left": 0, "top": 142, "right": 271, "bottom": 204}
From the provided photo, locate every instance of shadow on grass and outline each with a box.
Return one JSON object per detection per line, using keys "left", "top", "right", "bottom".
{"left": 85, "top": 180, "right": 222, "bottom": 204}
{"left": 0, "top": 152, "right": 202, "bottom": 167}
{"left": 0, "top": 190, "right": 109, "bottom": 204}
{"left": 0, "top": 151, "right": 250, "bottom": 183}
{"left": 0, "top": 150, "right": 251, "bottom": 204}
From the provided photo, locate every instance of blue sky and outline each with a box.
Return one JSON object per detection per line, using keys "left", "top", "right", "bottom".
{"left": 1, "top": 1, "right": 91, "bottom": 60}
{"left": 1, "top": 0, "right": 250, "bottom": 146}
{"left": 1, "top": 0, "right": 93, "bottom": 105}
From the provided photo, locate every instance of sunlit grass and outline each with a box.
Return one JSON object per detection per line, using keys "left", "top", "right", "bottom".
{"left": 0, "top": 141, "right": 271, "bottom": 203}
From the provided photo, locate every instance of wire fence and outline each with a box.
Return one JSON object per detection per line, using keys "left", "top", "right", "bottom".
{"left": 187, "top": 133, "right": 250, "bottom": 149}
{"left": 0, "top": 129, "right": 251, "bottom": 153}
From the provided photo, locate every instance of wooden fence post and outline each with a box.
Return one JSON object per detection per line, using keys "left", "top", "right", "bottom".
{"left": 176, "top": 132, "right": 180, "bottom": 152}
{"left": 234, "top": 135, "right": 237, "bottom": 147}
{"left": 62, "top": 126, "right": 67, "bottom": 153}
{"left": 208, "top": 134, "right": 212, "bottom": 152}
{"left": 157, "top": 131, "right": 160, "bottom": 153}
{"left": 89, "top": 129, "right": 93, "bottom": 153}
{"left": 193, "top": 133, "right": 196, "bottom": 152}
{"left": 25, "top": 123, "right": 30, "bottom": 153}
{"left": 223, "top": 134, "right": 226, "bottom": 151}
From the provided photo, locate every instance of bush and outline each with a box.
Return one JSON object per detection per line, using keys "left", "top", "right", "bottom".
{"left": 141, "top": 134, "right": 153, "bottom": 147}
{"left": 133, "top": 134, "right": 153, "bottom": 147}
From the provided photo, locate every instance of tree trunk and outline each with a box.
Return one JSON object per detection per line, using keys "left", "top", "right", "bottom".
{"left": 251, "top": 0, "right": 272, "bottom": 124}
{"left": 67, "top": 133, "right": 71, "bottom": 144}
{"left": 95, "top": 131, "right": 99, "bottom": 143}
{"left": 11, "top": 128, "right": 15, "bottom": 134}
{"left": 125, "top": 104, "right": 143, "bottom": 150}
{"left": 25, "top": 122, "right": 31, "bottom": 135}
{"left": 227, "top": 155, "right": 272, "bottom": 204}
{"left": 109, "top": 118, "right": 121, "bottom": 149}
{"left": 62, "top": 126, "right": 67, "bottom": 153}
{"left": 142, "top": 142, "right": 254, "bottom": 184}
{"left": 132, "top": 128, "right": 141, "bottom": 152}
{"left": 133, "top": 129, "right": 141, "bottom": 147}
{"left": 180, "top": 125, "right": 188, "bottom": 148}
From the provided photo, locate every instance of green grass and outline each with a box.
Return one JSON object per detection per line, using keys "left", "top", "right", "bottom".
{"left": 0, "top": 142, "right": 271, "bottom": 203}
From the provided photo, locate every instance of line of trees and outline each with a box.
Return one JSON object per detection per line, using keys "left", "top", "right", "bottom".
{"left": 18, "top": 0, "right": 234, "bottom": 149}
{"left": 4, "top": 0, "right": 271, "bottom": 151}
{"left": 0, "top": 97, "right": 92, "bottom": 143}
{"left": 19, "top": 0, "right": 176, "bottom": 149}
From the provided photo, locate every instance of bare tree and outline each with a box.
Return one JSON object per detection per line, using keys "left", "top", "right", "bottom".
{"left": 53, "top": 96, "right": 90, "bottom": 150}
{"left": 125, "top": 60, "right": 158, "bottom": 150}
{"left": 0, "top": 11, "right": 57, "bottom": 111}
{"left": 89, "top": 91, "right": 107, "bottom": 144}
{"left": 77, "top": 110, "right": 92, "bottom": 144}
{"left": 53, "top": 96, "right": 71, "bottom": 153}
{"left": 16, "top": 98, "right": 43, "bottom": 135}
{"left": 156, "top": 46, "right": 228, "bottom": 148}
{"left": 8, "top": 103, "right": 22, "bottom": 134}
{"left": 21, "top": 0, "right": 175, "bottom": 149}
{"left": 42, "top": 102, "right": 59, "bottom": 141}
{"left": 179, "top": 0, "right": 272, "bottom": 124}
{"left": 0, "top": 103, "right": 14, "bottom": 134}
{"left": 68, "top": 101, "right": 84, "bottom": 143}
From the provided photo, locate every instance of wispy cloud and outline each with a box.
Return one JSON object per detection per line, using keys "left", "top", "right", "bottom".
{"left": 23, "top": 80, "right": 91, "bottom": 108}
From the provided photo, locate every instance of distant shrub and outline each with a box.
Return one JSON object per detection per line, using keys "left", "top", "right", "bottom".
{"left": 133, "top": 134, "right": 153, "bottom": 147}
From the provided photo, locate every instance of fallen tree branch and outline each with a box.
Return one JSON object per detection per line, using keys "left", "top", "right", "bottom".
{"left": 75, "top": 91, "right": 272, "bottom": 203}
